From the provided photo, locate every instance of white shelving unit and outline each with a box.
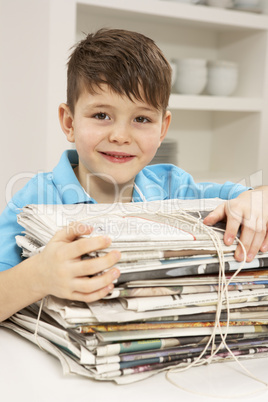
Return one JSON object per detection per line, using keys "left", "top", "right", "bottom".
{"left": 168, "top": 95, "right": 263, "bottom": 112}
{"left": 73, "top": 0, "right": 268, "bottom": 185}
{"left": 2, "top": 0, "right": 268, "bottom": 213}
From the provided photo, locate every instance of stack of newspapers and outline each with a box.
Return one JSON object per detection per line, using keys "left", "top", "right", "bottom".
{"left": 2, "top": 198, "right": 268, "bottom": 384}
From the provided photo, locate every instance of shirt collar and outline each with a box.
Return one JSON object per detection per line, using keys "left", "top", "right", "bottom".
{"left": 52, "top": 149, "right": 96, "bottom": 204}
{"left": 52, "top": 150, "right": 167, "bottom": 204}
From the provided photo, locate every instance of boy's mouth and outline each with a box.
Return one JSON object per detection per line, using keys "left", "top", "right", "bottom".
{"left": 100, "top": 151, "right": 135, "bottom": 163}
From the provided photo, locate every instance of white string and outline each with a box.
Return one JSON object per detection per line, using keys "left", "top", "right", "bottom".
{"left": 34, "top": 297, "right": 45, "bottom": 351}
{"left": 152, "top": 210, "right": 268, "bottom": 398}
{"left": 133, "top": 183, "right": 147, "bottom": 202}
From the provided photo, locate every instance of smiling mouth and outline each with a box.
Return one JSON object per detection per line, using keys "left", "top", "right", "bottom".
{"left": 100, "top": 151, "right": 135, "bottom": 161}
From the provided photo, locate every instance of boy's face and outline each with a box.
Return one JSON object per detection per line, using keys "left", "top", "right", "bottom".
{"left": 59, "top": 85, "right": 171, "bottom": 196}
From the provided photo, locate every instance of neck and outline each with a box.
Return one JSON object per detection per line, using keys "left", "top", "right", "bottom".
{"left": 74, "top": 166, "right": 134, "bottom": 204}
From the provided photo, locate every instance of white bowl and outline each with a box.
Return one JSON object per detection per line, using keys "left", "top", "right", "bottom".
{"left": 174, "top": 58, "right": 207, "bottom": 95}
{"left": 177, "top": 67, "right": 207, "bottom": 75}
{"left": 160, "top": 0, "right": 194, "bottom": 3}
{"left": 207, "top": 60, "right": 238, "bottom": 96}
{"left": 169, "top": 60, "right": 177, "bottom": 86}
{"left": 233, "top": 0, "right": 259, "bottom": 7}
{"left": 176, "top": 58, "right": 207, "bottom": 68}
{"left": 206, "top": 0, "right": 234, "bottom": 7}
{"left": 175, "top": 72, "right": 207, "bottom": 95}
{"left": 207, "top": 78, "right": 237, "bottom": 96}
{"left": 162, "top": 0, "right": 195, "bottom": 3}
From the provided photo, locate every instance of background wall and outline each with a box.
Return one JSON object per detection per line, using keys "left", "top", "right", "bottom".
{"left": 0, "top": 0, "right": 74, "bottom": 212}
{"left": 1, "top": 0, "right": 47, "bottom": 211}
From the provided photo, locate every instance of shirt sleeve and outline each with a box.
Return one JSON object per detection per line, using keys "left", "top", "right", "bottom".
{"left": 135, "top": 164, "right": 250, "bottom": 201}
{"left": 168, "top": 167, "right": 249, "bottom": 200}
{"left": 0, "top": 200, "right": 25, "bottom": 271}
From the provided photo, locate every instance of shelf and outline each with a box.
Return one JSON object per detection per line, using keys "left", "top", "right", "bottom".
{"left": 168, "top": 94, "right": 263, "bottom": 112}
{"left": 77, "top": 0, "right": 268, "bottom": 31}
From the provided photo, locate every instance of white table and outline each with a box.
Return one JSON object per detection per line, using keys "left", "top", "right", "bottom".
{"left": 1, "top": 327, "right": 268, "bottom": 402}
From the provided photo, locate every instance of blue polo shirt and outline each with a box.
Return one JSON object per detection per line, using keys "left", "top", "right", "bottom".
{"left": 0, "top": 149, "right": 248, "bottom": 271}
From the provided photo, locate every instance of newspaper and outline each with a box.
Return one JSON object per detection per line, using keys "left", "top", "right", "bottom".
{"left": 0, "top": 320, "right": 95, "bottom": 379}
{"left": 6, "top": 198, "right": 268, "bottom": 385}
{"left": 105, "top": 282, "right": 267, "bottom": 299}
{"left": 16, "top": 198, "right": 242, "bottom": 289}
{"left": 2, "top": 303, "right": 268, "bottom": 383}
{"left": 16, "top": 198, "right": 228, "bottom": 255}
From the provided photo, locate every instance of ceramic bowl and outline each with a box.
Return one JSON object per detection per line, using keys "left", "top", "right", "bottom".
{"left": 161, "top": 0, "right": 194, "bottom": 3}
{"left": 175, "top": 59, "right": 207, "bottom": 95}
{"left": 169, "top": 60, "right": 177, "bottom": 86}
{"left": 176, "top": 58, "right": 207, "bottom": 68}
{"left": 233, "top": 0, "right": 260, "bottom": 7}
{"left": 206, "top": 0, "right": 234, "bottom": 7}
{"left": 207, "top": 60, "right": 238, "bottom": 96}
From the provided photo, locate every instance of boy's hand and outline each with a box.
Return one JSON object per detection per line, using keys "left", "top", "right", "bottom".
{"left": 35, "top": 222, "right": 121, "bottom": 303}
{"left": 203, "top": 186, "right": 268, "bottom": 262}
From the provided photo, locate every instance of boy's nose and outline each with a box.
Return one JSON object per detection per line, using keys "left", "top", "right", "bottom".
{"left": 108, "top": 124, "right": 132, "bottom": 144}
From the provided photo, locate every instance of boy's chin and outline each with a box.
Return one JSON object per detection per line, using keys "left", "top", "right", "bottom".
{"left": 109, "top": 177, "right": 135, "bottom": 188}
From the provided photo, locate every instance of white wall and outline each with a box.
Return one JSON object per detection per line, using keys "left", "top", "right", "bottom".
{"left": 0, "top": 0, "right": 49, "bottom": 211}
{"left": 0, "top": 0, "right": 75, "bottom": 213}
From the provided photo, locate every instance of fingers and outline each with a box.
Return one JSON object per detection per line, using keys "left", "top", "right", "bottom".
{"left": 224, "top": 213, "right": 242, "bottom": 247}
{"left": 42, "top": 221, "right": 122, "bottom": 304}
{"left": 203, "top": 200, "right": 268, "bottom": 262}
{"left": 260, "top": 228, "right": 268, "bottom": 253}
{"left": 234, "top": 226, "right": 255, "bottom": 262}
{"left": 72, "top": 286, "right": 113, "bottom": 304}
{"left": 64, "top": 235, "right": 112, "bottom": 260}
{"left": 58, "top": 264, "right": 120, "bottom": 304}
{"left": 71, "top": 267, "right": 121, "bottom": 303}
{"left": 224, "top": 207, "right": 267, "bottom": 262}
{"left": 52, "top": 222, "right": 114, "bottom": 260}
{"left": 203, "top": 201, "right": 242, "bottom": 249}
{"left": 74, "top": 249, "right": 121, "bottom": 277}
{"left": 235, "top": 218, "right": 266, "bottom": 262}
{"left": 53, "top": 222, "right": 93, "bottom": 243}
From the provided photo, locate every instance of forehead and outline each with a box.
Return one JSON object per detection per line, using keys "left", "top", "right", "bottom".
{"left": 76, "top": 84, "right": 161, "bottom": 114}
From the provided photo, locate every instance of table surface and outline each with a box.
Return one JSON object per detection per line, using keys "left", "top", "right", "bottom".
{"left": 1, "top": 327, "right": 268, "bottom": 402}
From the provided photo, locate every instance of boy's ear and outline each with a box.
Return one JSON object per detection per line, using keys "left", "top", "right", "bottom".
{"left": 159, "top": 110, "right": 172, "bottom": 147}
{"left": 58, "top": 103, "right": 75, "bottom": 143}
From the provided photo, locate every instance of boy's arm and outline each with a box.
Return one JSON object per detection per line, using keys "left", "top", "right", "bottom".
{"left": 203, "top": 186, "right": 268, "bottom": 262}
{"left": 0, "top": 223, "right": 120, "bottom": 322}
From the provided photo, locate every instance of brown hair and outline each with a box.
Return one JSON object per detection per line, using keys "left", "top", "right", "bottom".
{"left": 67, "top": 28, "right": 171, "bottom": 115}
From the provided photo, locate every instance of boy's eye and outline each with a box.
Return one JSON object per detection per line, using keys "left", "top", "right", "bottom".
{"left": 94, "top": 112, "right": 110, "bottom": 120}
{"left": 134, "top": 116, "right": 150, "bottom": 124}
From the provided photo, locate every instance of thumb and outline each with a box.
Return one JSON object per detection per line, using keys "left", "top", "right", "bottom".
{"left": 203, "top": 203, "right": 226, "bottom": 226}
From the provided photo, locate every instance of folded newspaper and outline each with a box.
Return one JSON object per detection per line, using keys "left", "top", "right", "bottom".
{"left": 15, "top": 198, "right": 227, "bottom": 249}
{"left": 16, "top": 198, "right": 239, "bottom": 277}
{"left": 2, "top": 198, "right": 268, "bottom": 385}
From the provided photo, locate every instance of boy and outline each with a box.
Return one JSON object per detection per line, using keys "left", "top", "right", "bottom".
{"left": 0, "top": 28, "right": 268, "bottom": 322}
